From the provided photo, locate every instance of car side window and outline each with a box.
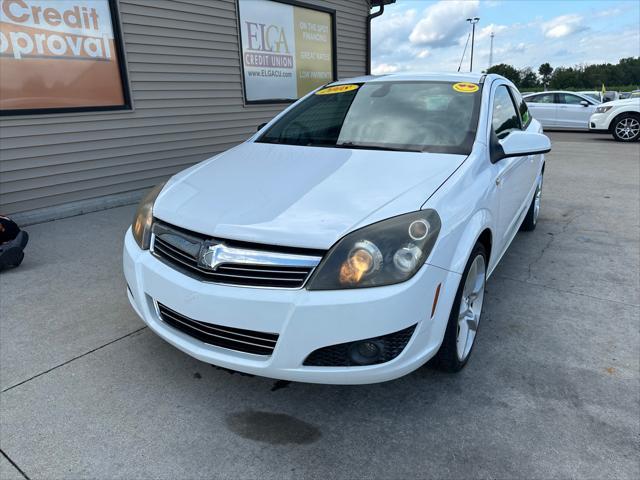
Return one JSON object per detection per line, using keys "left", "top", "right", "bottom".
{"left": 510, "top": 87, "right": 531, "bottom": 129}
{"left": 492, "top": 86, "right": 520, "bottom": 139}
{"left": 526, "top": 93, "right": 555, "bottom": 104}
{"left": 558, "top": 93, "right": 585, "bottom": 105}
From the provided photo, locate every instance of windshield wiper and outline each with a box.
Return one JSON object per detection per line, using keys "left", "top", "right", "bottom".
{"left": 336, "top": 142, "right": 423, "bottom": 153}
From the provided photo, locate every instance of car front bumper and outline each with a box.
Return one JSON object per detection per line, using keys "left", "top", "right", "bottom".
{"left": 589, "top": 112, "right": 611, "bottom": 132}
{"left": 123, "top": 228, "right": 461, "bottom": 384}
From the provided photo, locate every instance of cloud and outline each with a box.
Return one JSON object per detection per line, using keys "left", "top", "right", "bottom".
{"left": 372, "top": 63, "right": 400, "bottom": 75}
{"left": 371, "top": 9, "right": 417, "bottom": 55}
{"left": 409, "top": 0, "right": 479, "bottom": 48}
{"left": 370, "top": 0, "right": 638, "bottom": 76}
{"left": 475, "top": 23, "right": 508, "bottom": 41}
{"left": 373, "top": 8, "right": 417, "bottom": 38}
{"left": 594, "top": 7, "right": 623, "bottom": 18}
{"left": 541, "top": 14, "right": 588, "bottom": 39}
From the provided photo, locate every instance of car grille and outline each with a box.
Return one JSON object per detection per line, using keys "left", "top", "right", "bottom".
{"left": 151, "top": 220, "right": 323, "bottom": 289}
{"left": 157, "top": 303, "right": 279, "bottom": 356}
{"left": 303, "top": 325, "right": 416, "bottom": 367}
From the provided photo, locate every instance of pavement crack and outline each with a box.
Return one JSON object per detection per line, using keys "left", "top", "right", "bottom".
{"left": 525, "top": 212, "right": 583, "bottom": 282}
{"left": 1, "top": 327, "right": 147, "bottom": 394}
{"left": 1, "top": 449, "right": 30, "bottom": 480}
{"left": 495, "top": 274, "right": 640, "bottom": 308}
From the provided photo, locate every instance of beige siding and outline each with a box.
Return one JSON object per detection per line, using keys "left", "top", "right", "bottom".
{"left": 0, "top": 0, "right": 369, "bottom": 217}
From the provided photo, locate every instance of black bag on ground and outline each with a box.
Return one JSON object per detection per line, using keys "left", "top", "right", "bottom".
{"left": 0, "top": 216, "right": 28, "bottom": 271}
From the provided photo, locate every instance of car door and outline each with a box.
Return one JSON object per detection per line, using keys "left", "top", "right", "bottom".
{"left": 524, "top": 93, "right": 557, "bottom": 127}
{"left": 556, "top": 93, "right": 597, "bottom": 129}
{"left": 491, "top": 85, "right": 533, "bottom": 250}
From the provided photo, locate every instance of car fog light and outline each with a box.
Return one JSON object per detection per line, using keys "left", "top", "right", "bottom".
{"left": 393, "top": 244, "right": 423, "bottom": 273}
{"left": 349, "top": 340, "right": 383, "bottom": 365}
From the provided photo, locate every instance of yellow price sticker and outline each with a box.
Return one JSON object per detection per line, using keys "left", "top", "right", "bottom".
{"left": 452, "top": 82, "right": 479, "bottom": 93}
{"left": 316, "top": 84, "right": 359, "bottom": 95}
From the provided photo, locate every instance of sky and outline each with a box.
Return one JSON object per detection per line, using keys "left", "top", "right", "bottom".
{"left": 371, "top": 0, "right": 640, "bottom": 75}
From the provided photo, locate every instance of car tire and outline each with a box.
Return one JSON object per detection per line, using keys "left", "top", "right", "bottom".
{"left": 434, "top": 242, "right": 487, "bottom": 373}
{"left": 520, "top": 172, "right": 543, "bottom": 232}
{"left": 611, "top": 114, "right": 640, "bottom": 142}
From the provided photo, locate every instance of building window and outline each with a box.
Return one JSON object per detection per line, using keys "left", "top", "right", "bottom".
{"left": 238, "top": 0, "right": 336, "bottom": 104}
{"left": 0, "top": 0, "right": 131, "bottom": 115}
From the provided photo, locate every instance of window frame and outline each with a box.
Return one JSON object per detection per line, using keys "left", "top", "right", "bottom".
{"left": 0, "top": 0, "right": 132, "bottom": 117}
{"left": 556, "top": 92, "right": 590, "bottom": 105}
{"left": 509, "top": 86, "right": 531, "bottom": 130}
{"left": 236, "top": 0, "right": 338, "bottom": 106}
{"left": 491, "top": 84, "right": 522, "bottom": 140}
{"left": 526, "top": 92, "right": 556, "bottom": 104}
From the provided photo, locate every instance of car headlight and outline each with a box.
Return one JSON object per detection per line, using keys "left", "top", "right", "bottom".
{"left": 595, "top": 106, "right": 613, "bottom": 113}
{"left": 132, "top": 182, "right": 166, "bottom": 250}
{"left": 307, "top": 210, "right": 441, "bottom": 290}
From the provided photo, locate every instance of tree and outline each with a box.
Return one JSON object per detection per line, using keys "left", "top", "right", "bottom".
{"left": 486, "top": 63, "right": 521, "bottom": 86}
{"left": 486, "top": 58, "right": 639, "bottom": 91}
{"left": 519, "top": 67, "right": 539, "bottom": 89}
{"left": 550, "top": 67, "right": 579, "bottom": 89}
{"left": 538, "top": 63, "right": 553, "bottom": 89}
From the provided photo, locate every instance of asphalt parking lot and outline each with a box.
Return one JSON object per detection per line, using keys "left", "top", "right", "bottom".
{"left": 1, "top": 131, "right": 638, "bottom": 479}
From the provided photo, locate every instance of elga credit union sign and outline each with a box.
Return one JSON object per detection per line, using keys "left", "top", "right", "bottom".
{"left": 0, "top": 0, "right": 128, "bottom": 113}
{"left": 238, "top": 0, "right": 334, "bottom": 102}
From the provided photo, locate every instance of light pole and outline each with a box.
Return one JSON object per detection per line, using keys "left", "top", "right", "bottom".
{"left": 488, "top": 31, "right": 494, "bottom": 69}
{"left": 466, "top": 17, "right": 480, "bottom": 72}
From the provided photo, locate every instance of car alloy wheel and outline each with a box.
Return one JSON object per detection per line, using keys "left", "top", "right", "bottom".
{"left": 456, "top": 254, "right": 486, "bottom": 362}
{"left": 533, "top": 175, "right": 543, "bottom": 224}
{"left": 614, "top": 116, "right": 640, "bottom": 141}
{"left": 520, "top": 172, "right": 544, "bottom": 232}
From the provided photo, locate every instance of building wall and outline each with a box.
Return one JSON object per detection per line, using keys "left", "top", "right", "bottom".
{"left": 0, "top": 0, "right": 370, "bottom": 218}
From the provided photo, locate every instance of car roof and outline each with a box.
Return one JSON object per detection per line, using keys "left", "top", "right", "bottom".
{"left": 526, "top": 90, "right": 589, "bottom": 94}
{"left": 331, "top": 72, "right": 486, "bottom": 85}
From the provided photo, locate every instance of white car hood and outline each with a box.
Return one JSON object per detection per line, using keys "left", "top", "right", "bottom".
{"left": 603, "top": 98, "right": 640, "bottom": 107}
{"left": 153, "top": 142, "right": 466, "bottom": 250}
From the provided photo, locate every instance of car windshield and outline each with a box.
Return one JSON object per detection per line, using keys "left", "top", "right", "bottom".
{"left": 257, "top": 81, "right": 483, "bottom": 154}
{"left": 582, "top": 92, "right": 601, "bottom": 101}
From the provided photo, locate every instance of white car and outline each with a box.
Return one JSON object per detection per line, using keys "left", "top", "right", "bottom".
{"left": 123, "top": 73, "right": 551, "bottom": 384}
{"left": 578, "top": 91, "right": 604, "bottom": 103}
{"left": 524, "top": 91, "right": 599, "bottom": 130}
{"left": 578, "top": 90, "right": 619, "bottom": 103}
{"left": 589, "top": 98, "right": 640, "bottom": 142}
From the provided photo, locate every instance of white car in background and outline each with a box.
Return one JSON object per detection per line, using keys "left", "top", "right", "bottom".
{"left": 578, "top": 91, "right": 604, "bottom": 103}
{"left": 578, "top": 91, "right": 620, "bottom": 103}
{"left": 590, "top": 98, "right": 640, "bottom": 142}
{"left": 124, "top": 73, "right": 550, "bottom": 384}
{"left": 524, "top": 91, "right": 599, "bottom": 130}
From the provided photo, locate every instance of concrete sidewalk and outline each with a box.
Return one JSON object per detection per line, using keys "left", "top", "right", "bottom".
{"left": 1, "top": 132, "right": 638, "bottom": 479}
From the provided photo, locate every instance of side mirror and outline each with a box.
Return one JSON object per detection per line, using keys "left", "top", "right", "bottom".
{"left": 496, "top": 131, "right": 551, "bottom": 161}
{"left": 257, "top": 122, "right": 268, "bottom": 132}
{"left": 580, "top": 100, "right": 589, "bottom": 107}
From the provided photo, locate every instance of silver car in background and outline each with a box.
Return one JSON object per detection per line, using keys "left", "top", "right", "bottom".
{"left": 524, "top": 91, "right": 600, "bottom": 130}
